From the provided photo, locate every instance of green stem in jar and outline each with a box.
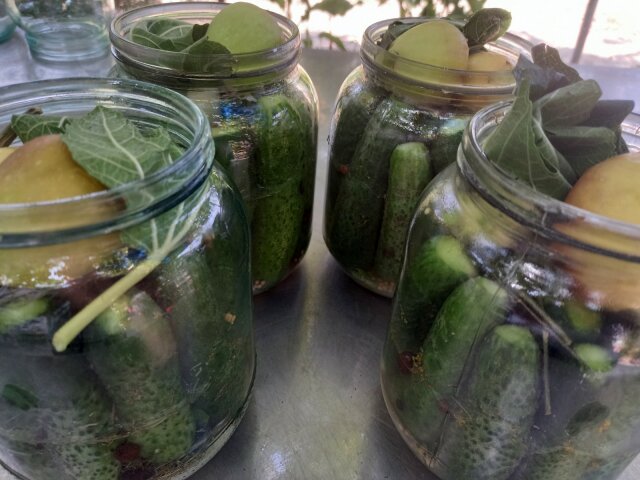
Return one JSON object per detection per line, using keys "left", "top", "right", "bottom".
{"left": 52, "top": 257, "right": 160, "bottom": 352}
{"left": 53, "top": 189, "right": 209, "bottom": 353}
{"left": 46, "top": 106, "right": 211, "bottom": 352}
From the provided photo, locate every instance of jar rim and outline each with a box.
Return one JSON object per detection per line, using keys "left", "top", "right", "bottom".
{"left": 0, "top": 77, "right": 212, "bottom": 243}
{"left": 462, "top": 100, "right": 640, "bottom": 258}
{"left": 110, "top": 1, "right": 301, "bottom": 80}
{"left": 361, "top": 17, "right": 532, "bottom": 94}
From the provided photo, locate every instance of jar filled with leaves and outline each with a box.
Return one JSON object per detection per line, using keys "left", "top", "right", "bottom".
{"left": 323, "top": 9, "right": 531, "bottom": 297}
{"left": 381, "top": 45, "right": 640, "bottom": 480}
{"left": 0, "top": 78, "right": 254, "bottom": 480}
{"left": 110, "top": 1, "right": 318, "bottom": 294}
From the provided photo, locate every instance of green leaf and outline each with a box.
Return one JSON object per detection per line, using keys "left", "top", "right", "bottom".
{"left": 10, "top": 114, "right": 70, "bottom": 143}
{"left": 582, "top": 100, "right": 635, "bottom": 129}
{"left": 191, "top": 23, "right": 210, "bottom": 43}
{"left": 513, "top": 56, "right": 573, "bottom": 101}
{"left": 131, "top": 18, "right": 195, "bottom": 52}
{"left": 311, "top": 0, "right": 354, "bottom": 16}
{"left": 377, "top": 20, "right": 415, "bottom": 50}
{"left": 483, "top": 80, "right": 572, "bottom": 199}
{"left": 268, "top": 0, "right": 285, "bottom": 9}
{"left": 534, "top": 79, "right": 602, "bottom": 128}
{"left": 462, "top": 7, "right": 511, "bottom": 48}
{"left": 546, "top": 125, "right": 619, "bottom": 176}
{"left": 62, "top": 106, "right": 175, "bottom": 188}
{"left": 532, "top": 111, "right": 577, "bottom": 184}
{"left": 181, "top": 37, "right": 233, "bottom": 74}
{"left": 2, "top": 384, "right": 39, "bottom": 411}
{"left": 532, "top": 43, "right": 581, "bottom": 84}
{"left": 319, "top": 31, "right": 346, "bottom": 51}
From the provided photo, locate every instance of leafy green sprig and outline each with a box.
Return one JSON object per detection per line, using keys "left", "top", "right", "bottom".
{"left": 129, "top": 18, "right": 232, "bottom": 73}
{"left": 483, "top": 44, "right": 634, "bottom": 199}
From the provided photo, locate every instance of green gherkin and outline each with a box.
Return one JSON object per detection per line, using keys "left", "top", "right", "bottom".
{"left": 390, "top": 235, "right": 477, "bottom": 353}
{"left": 251, "top": 93, "right": 311, "bottom": 289}
{"left": 155, "top": 223, "right": 253, "bottom": 427}
{"left": 0, "top": 298, "right": 118, "bottom": 479}
{"left": 399, "top": 277, "right": 508, "bottom": 449}
{"left": 521, "top": 368, "right": 640, "bottom": 480}
{"left": 441, "top": 325, "right": 540, "bottom": 480}
{"left": 374, "top": 142, "right": 432, "bottom": 284}
{"left": 327, "top": 97, "right": 440, "bottom": 270}
{"left": 87, "top": 290, "right": 195, "bottom": 465}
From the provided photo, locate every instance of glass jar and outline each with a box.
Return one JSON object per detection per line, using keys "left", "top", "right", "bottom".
{"left": 4, "top": 0, "right": 111, "bottom": 61}
{"left": 381, "top": 102, "right": 640, "bottom": 480}
{"left": 323, "top": 17, "right": 531, "bottom": 297}
{"left": 0, "top": 78, "right": 254, "bottom": 480}
{"left": 110, "top": 2, "right": 318, "bottom": 294}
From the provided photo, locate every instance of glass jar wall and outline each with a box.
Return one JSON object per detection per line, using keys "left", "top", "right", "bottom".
{"left": 0, "top": 78, "right": 254, "bottom": 480}
{"left": 110, "top": 2, "right": 318, "bottom": 294}
{"left": 381, "top": 103, "right": 640, "bottom": 480}
{"left": 323, "top": 17, "right": 530, "bottom": 297}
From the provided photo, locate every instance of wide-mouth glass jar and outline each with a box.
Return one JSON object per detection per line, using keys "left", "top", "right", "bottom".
{"left": 323, "top": 16, "right": 531, "bottom": 297}
{"left": 0, "top": 78, "right": 254, "bottom": 480}
{"left": 381, "top": 102, "right": 640, "bottom": 480}
{"left": 110, "top": 1, "right": 318, "bottom": 294}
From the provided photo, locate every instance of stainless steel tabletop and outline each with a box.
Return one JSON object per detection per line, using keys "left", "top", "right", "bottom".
{"left": 1, "top": 33, "right": 640, "bottom": 480}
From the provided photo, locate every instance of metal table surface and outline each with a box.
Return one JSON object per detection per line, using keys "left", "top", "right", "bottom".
{"left": 1, "top": 33, "right": 640, "bottom": 480}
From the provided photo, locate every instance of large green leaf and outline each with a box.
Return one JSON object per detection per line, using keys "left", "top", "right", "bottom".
{"left": 583, "top": 100, "right": 635, "bottom": 129}
{"left": 483, "top": 80, "right": 572, "bottom": 199}
{"left": 534, "top": 79, "right": 602, "bottom": 128}
{"left": 62, "top": 106, "right": 175, "bottom": 188}
{"left": 131, "top": 18, "right": 195, "bottom": 52}
{"left": 546, "top": 125, "right": 619, "bottom": 176}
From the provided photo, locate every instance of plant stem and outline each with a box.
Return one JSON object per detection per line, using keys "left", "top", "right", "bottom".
{"left": 52, "top": 257, "right": 161, "bottom": 352}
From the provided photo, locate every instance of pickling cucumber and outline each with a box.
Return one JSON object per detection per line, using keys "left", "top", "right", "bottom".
{"left": 0, "top": 354, "right": 119, "bottom": 480}
{"left": 0, "top": 297, "right": 48, "bottom": 334}
{"left": 401, "top": 277, "right": 509, "bottom": 448}
{"left": 251, "top": 93, "right": 308, "bottom": 288}
{"left": 0, "top": 296, "right": 116, "bottom": 479}
{"left": 326, "top": 82, "right": 384, "bottom": 205}
{"left": 327, "top": 97, "right": 440, "bottom": 269}
{"left": 440, "top": 325, "right": 540, "bottom": 480}
{"left": 390, "top": 235, "right": 477, "bottom": 352}
{"left": 253, "top": 93, "right": 305, "bottom": 187}
{"left": 429, "top": 116, "right": 468, "bottom": 174}
{"left": 251, "top": 179, "right": 305, "bottom": 288}
{"left": 86, "top": 290, "right": 195, "bottom": 465}
{"left": 374, "top": 142, "right": 432, "bottom": 283}
{"left": 521, "top": 365, "right": 640, "bottom": 479}
{"left": 155, "top": 212, "right": 253, "bottom": 427}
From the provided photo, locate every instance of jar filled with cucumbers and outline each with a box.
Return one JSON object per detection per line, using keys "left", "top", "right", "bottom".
{"left": 323, "top": 8, "right": 531, "bottom": 297}
{"left": 0, "top": 78, "right": 254, "bottom": 480}
{"left": 110, "top": 1, "right": 318, "bottom": 294}
{"left": 381, "top": 44, "right": 640, "bottom": 480}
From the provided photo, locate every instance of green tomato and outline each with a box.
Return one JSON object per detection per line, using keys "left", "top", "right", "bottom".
{"left": 206, "top": 2, "right": 283, "bottom": 54}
